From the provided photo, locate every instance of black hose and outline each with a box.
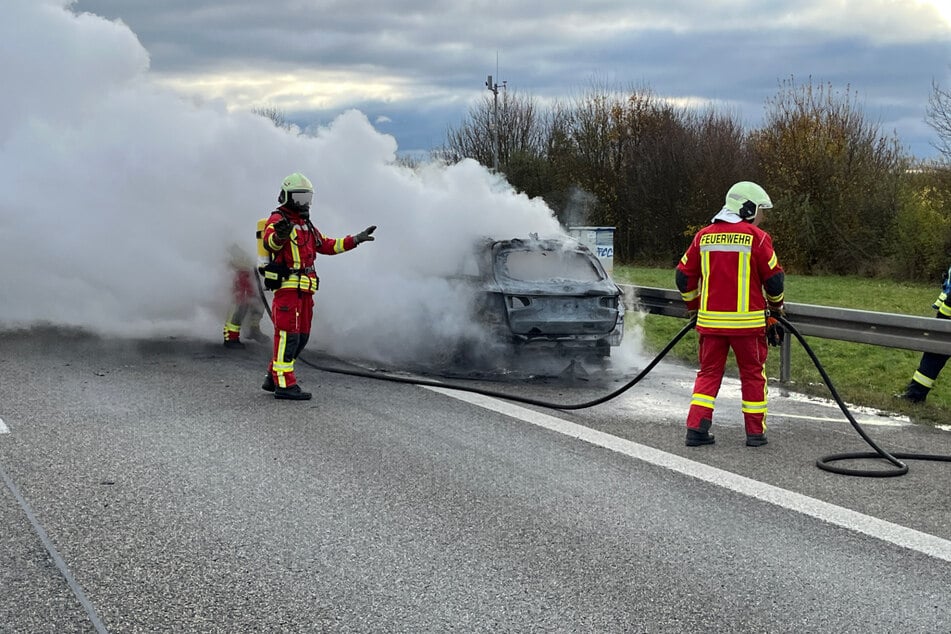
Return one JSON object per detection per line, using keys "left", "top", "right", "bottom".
{"left": 254, "top": 273, "right": 950, "bottom": 477}
{"left": 254, "top": 271, "right": 696, "bottom": 408}
{"left": 296, "top": 319, "right": 696, "bottom": 410}
{"left": 778, "top": 315, "right": 951, "bottom": 477}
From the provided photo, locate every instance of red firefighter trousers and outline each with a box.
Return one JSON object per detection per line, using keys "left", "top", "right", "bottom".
{"left": 686, "top": 332, "right": 769, "bottom": 436}
{"left": 269, "top": 289, "right": 315, "bottom": 389}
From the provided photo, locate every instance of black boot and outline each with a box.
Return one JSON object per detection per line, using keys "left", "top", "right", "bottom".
{"left": 261, "top": 373, "right": 275, "bottom": 392}
{"left": 223, "top": 339, "right": 245, "bottom": 349}
{"left": 746, "top": 433, "right": 768, "bottom": 447}
{"left": 895, "top": 381, "right": 928, "bottom": 403}
{"left": 274, "top": 384, "right": 312, "bottom": 400}
{"left": 685, "top": 417, "right": 715, "bottom": 446}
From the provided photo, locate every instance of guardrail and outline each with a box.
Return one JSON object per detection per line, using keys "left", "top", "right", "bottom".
{"left": 619, "top": 285, "right": 951, "bottom": 383}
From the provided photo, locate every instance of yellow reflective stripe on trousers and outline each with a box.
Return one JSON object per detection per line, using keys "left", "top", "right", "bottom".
{"left": 690, "top": 393, "right": 716, "bottom": 409}
{"left": 913, "top": 371, "right": 936, "bottom": 388}
{"left": 274, "top": 331, "right": 295, "bottom": 388}
{"left": 742, "top": 400, "right": 767, "bottom": 414}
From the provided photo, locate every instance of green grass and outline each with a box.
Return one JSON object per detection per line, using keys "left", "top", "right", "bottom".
{"left": 612, "top": 265, "right": 951, "bottom": 425}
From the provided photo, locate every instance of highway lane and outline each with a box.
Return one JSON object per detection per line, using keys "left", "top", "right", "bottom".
{"left": 1, "top": 330, "right": 950, "bottom": 632}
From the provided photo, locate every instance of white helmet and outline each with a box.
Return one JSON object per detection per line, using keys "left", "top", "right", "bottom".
{"left": 724, "top": 181, "right": 772, "bottom": 220}
{"left": 277, "top": 172, "right": 314, "bottom": 216}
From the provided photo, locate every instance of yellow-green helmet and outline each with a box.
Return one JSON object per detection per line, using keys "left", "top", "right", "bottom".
{"left": 278, "top": 172, "right": 314, "bottom": 213}
{"left": 725, "top": 181, "right": 772, "bottom": 220}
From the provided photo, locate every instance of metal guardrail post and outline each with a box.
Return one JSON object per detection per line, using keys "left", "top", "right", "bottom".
{"left": 780, "top": 332, "right": 791, "bottom": 384}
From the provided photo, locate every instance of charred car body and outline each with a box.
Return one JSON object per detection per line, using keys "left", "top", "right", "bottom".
{"left": 455, "top": 235, "right": 625, "bottom": 358}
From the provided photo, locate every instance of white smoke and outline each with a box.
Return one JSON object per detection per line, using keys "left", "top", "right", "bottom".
{"left": 1, "top": 0, "right": 574, "bottom": 366}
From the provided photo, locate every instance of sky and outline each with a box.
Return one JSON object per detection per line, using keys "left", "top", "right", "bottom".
{"left": 71, "top": 0, "right": 951, "bottom": 160}
{"left": 3, "top": 0, "right": 653, "bottom": 372}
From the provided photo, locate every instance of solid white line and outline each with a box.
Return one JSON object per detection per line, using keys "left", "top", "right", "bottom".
{"left": 0, "top": 463, "right": 109, "bottom": 632}
{"left": 425, "top": 386, "right": 951, "bottom": 564}
{"left": 0, "top": 417, "right": 8, "bottom": 434}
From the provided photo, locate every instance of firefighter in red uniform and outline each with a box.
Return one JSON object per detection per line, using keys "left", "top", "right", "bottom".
{"left": 675, "top": 181, "right": 785, "bottom": 447}
{"left": 222, "top": 243, "right": 268, "bottom": 349}
{"left": 260, "top": 172, "right": 376, "bottom": 400}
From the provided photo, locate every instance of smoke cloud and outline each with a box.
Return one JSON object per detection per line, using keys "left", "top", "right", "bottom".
{"left": 1, "top": 1, "right": 578, "bottom": 361}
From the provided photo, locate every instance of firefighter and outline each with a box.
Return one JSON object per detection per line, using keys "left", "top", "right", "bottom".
{"left": 259, "top": 172, "right": 376, "bottom": 400}
{"left": 896, "top": 264, "right": 951, "bottom": 403}
{"left": 222, "top": 243, "right": 268, "bottom": 349}
{"left": 675, "top": 181, "right": 785, "bottom": 447}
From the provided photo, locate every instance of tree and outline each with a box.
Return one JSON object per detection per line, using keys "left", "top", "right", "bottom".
{"left": 252, "top": 105, "right": 295, "bottom": 131}
{"left": 927, "top": 75, "right": 951, "bottom": 164}
{"left": 753, "top": 77, "right": 906, "bottom": 274}
{"left": 441, "top": 89, "right": 547, "bottom": 174}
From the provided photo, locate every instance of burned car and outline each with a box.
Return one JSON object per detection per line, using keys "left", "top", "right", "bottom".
{"left": 455, "top": 235, "right": 625, "bottom": 358}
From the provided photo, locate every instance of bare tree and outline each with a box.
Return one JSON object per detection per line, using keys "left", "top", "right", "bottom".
{"left": 441, "top": 89, "right": 546, "bottom": 171}
{"left": 927, "top": 76, "right": 951, "bottom": 164}
{"left": 252, "top": 105, "right": 294, "bottom": 131}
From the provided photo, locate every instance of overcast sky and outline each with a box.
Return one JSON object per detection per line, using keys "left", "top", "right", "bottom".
{"left": 72, "top": 0, "right": 951, "bottom": 160}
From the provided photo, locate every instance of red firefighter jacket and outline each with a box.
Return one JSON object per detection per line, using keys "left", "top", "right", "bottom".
{"left": 676, "top": 220, "right": 784, "bottom": 335}
{"left": 262, "top": 206, "right": 359, "bottom": 294}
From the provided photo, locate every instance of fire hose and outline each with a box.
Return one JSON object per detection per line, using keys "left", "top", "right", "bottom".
{"left": 255, "top": 276, "right": 951, "bottom": 477}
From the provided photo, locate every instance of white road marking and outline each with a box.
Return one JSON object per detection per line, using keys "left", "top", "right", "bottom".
{"left": 772, "top": 411, "right": 909, "bottom": 427}
{"left": 426, "top": 385, "right": 951, "bottom": 564}
{"left": 0, "top": 418, "right": 8, "bottom": 434}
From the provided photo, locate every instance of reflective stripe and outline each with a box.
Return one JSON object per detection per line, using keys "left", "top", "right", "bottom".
{"left": 742, "top": 400, "right": 768, "bottom": 414}
{"left": 736, "top": 248, "right": 750, "bottom": 313}
{"left": 279, "top": 274, "right": 318, "bottom": 292}
{"left": 697, "top": 310, "right": 765, "bottom": 329}
{"left": 913, "top": 371, "right": 936, "bottom": 388}
{"left": 700, "top": 250, "right": 710, "bottom": 312}
{"left": 333, "top": 237, "right": 346, "bottom": 254}
{"left": 289, "top": 226, "right": 303, "bottom": 268}
{"left": 223, "top": 322, "right": 241, "bottom": 334}
{"left": 690, "top": 393, "right": 716, "bottom": 409}
{"left": 681, "top": 288, "right": 700, "bottom": 302}
{"left": 699, "top": 244, "right": 751, "bottom": 253}
{"left": 274, "top": 331, "right": 294, "bottom": 388}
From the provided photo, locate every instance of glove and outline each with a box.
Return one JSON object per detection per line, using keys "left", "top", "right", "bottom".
{"left": 766, "top": 316, "right": 785, "bottom": 347}
{"left": 354, "top": 225, "right": 377, "bottom": 244}
{"left": 272, "top": 218, "right": 292, "bottom": 241}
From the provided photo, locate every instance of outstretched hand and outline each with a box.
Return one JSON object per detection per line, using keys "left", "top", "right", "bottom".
{"left": 355, "top": 225, "right": 377, "bottom": 244}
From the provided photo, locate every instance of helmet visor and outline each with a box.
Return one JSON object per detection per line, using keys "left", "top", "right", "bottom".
{"left": 288, "top": 190, "right": 313, "bottom": 207}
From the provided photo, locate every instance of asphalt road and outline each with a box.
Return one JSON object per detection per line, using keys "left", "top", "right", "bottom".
{"left": 1, "top": 329, "right": 950, "bottom": 632}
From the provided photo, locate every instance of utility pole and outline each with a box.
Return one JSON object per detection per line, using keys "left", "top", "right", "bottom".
{"left": 485, "top": 74, "right": 505, "bottom": 172}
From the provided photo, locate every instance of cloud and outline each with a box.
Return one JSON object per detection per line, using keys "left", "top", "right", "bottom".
{"left": 72, "top": 0, "right": 951, "bottom": 159}
{"left": 1, "top": 0, "right": 567, "bottom": 368}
